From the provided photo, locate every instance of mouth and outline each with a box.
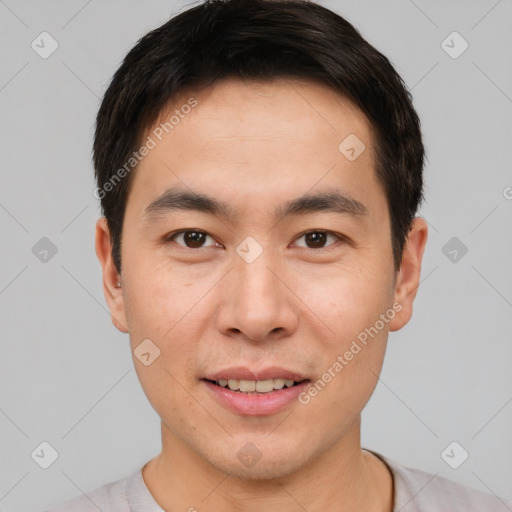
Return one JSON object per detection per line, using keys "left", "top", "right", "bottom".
{"left": 201, "top": 370, "right": 311, "bottom": 415}
{"left": 203, "top": 378, "right": 308, "bottom": 394}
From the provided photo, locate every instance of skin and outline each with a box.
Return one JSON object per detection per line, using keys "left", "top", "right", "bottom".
{"left": 96, "top": 77, "right": 428, "bottom": 511}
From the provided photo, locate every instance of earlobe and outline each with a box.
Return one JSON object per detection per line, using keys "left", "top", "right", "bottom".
{"left": 95, "top": 217, "right": 129, "bottom": 333}
{"left": 389, "top": 217, "right": 428, "bottom": 332}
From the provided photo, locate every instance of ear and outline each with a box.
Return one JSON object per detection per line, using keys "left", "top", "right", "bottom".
{"left": 389, "top": 217, "right": 428, "bottom": 331}
{"left": 95, "top": 217, "right": 129, "bottom": 333}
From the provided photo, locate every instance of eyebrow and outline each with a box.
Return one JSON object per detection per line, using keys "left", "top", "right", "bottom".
{"left": 143, "top": 187, "right": 368, "bottom": 221}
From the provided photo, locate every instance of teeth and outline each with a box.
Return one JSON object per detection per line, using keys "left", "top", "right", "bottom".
{"left": 255, "top": 379, "right": 274, "bottom": 393}
{"left": 227, "top": 379, "right": 240, "bottom": 390}
{"left": 273, "top": 378, "right": 285, "bottom": 389}
{"left": 214, "top": 378, "right": 302, "bottom": 393}
{"left": 239, "top": 379, "right": 256, "bottom": 392}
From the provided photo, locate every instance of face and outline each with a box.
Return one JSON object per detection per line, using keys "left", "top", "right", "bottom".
{"left": 96, "top": 77, "right": 427, "bottom": 480}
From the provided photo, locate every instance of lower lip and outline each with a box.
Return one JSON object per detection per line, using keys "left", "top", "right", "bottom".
{"left": 203, "top": 380, "right": 310, "bottom": 416}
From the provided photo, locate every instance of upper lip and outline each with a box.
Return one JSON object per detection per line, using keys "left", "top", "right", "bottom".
{"left": 203, "top": 366, "right": 309, "bottom": 382}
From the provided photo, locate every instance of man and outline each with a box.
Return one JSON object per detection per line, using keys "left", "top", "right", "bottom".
{"left": 45, "top": 0, "right": 511, "bottom": 510}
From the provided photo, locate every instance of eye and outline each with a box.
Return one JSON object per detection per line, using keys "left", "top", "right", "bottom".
{"left": 293, "top": 230, "right": 344, "bottom": 249}
{"left": 165, "top": 229, "right": 346, "bottom": 250}
{"left": 166, "top": 230, "right": 220, "bottom": 249}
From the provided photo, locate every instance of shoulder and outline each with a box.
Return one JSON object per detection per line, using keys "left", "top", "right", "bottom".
{"left": 374, "top": 452, "right": 512, "bottom": 512}
{"left": 41, "top": 471, "right": 133, "bottom": 512}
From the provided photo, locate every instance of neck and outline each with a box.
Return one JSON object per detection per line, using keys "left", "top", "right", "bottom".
{"left": 142, "top": 418, "right": 393, "bottom": 512}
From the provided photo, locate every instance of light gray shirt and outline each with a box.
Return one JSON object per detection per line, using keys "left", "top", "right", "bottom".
{"left": 42, "top": 452, "right": 511, "bottom": 511}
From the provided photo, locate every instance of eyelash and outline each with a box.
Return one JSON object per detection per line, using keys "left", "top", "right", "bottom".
{"left": 164, "top": 229, "right": 348, "bottom": 250}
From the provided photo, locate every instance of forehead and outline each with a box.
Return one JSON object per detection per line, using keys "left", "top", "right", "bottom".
{"left": 127, "top": 77, "right": 383, "bottom": 219}
{"left": 152, "top": 77, "right": 372, "bottom": 149}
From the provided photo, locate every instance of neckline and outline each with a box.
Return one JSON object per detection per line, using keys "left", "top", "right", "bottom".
{"left": 363, "top": 448, "right": 397, "bottom": 511}
{"left": 128, "top": 450, "right": 399, "bottom": 512}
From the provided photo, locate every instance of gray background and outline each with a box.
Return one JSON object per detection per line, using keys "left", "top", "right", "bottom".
{"left": 1, "top": 0, "right": 511, "bottom": 510}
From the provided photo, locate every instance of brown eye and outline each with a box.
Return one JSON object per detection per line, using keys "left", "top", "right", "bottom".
{"left": 294, "top": 231, "right": 342, "bottom": 249}
{"left": 167, "top": 230, "right": 217, "bottom": 249}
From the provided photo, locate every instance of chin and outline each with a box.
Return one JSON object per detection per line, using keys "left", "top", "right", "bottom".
{"left": 202, "top": 437, "right": 314, "bottom": 481}
{"left": 215, "top": 455, "right": 307, "bottom": 481}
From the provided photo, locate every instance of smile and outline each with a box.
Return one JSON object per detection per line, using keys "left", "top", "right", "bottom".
{"left": 206, "top": 378, "right": 306, "bottom": 394}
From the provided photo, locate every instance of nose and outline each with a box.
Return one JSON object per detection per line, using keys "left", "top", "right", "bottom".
{"left": 216, "top": 247, "right": 299, "bottom": 343}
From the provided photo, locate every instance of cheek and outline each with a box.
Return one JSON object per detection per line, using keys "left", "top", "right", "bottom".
{"left": 131, "top": 356, "right": 204, "bottom": 443}
{"left": 125, "top": 266, "right": 203, "bottom": 416}
{"left": 123, "top": 254, "right": 209, "bottom": 338}
{"left": 122, "top": 268, "right": 208, "bottom": 415}
{"left": 293, "top": 259, "right": 394, "bottom": 404}
{"left": 293, "top": 259, "right": 395, "bottom": 343}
